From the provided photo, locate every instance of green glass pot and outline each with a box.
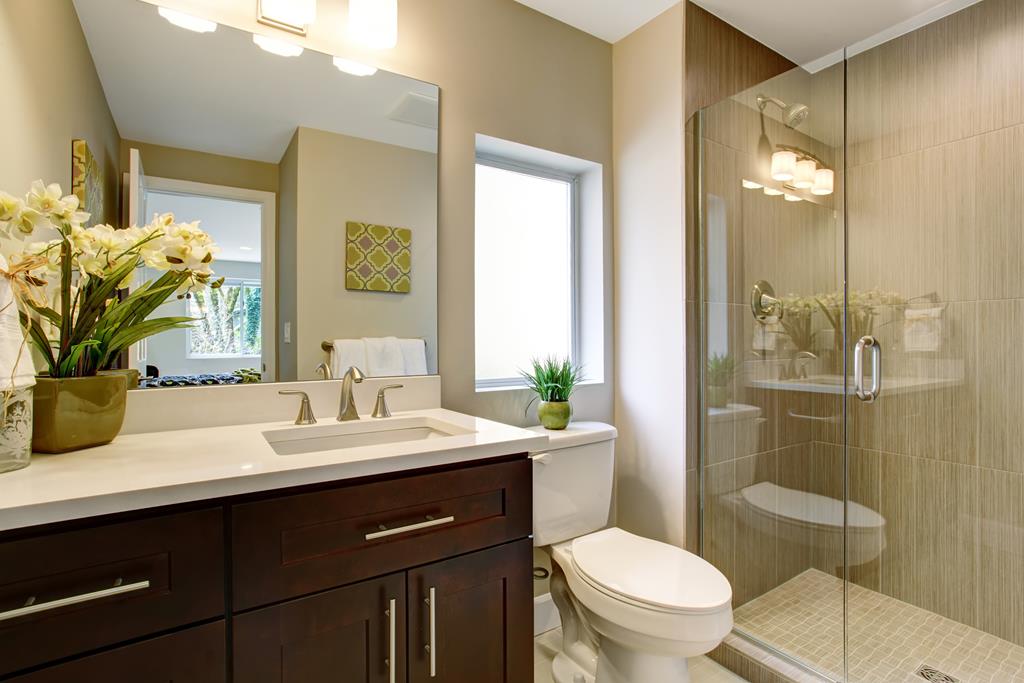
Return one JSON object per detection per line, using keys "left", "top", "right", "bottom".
{"left": 33, "top": 374, "right": 128, "bottom": 453}
{"left": 538, "top": 400, "right": 572, "bottom": 430}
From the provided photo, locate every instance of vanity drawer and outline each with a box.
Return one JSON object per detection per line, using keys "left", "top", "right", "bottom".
{"left": 0, "top": 508, "right": 224, "bottom": 676}
{"left": 232, "top": 457, "right": 531, "bottom": 610}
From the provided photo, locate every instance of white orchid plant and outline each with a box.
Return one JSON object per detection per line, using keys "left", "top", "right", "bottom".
{"left": 0, "top": 180, "right": 222, "bottom": 378}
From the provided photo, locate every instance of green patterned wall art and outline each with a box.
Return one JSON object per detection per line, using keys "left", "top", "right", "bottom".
{"left": 346, "top": 222, "right": 412, "bottom": 293}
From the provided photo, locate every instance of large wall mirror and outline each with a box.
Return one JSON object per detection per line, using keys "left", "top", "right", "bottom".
{"left": 3, "top": 0, "right": 438, "bottom": 388}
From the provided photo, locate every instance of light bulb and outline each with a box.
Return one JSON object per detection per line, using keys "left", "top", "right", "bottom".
{"left": 770, "top": 150, "right": 797, "bottom": 182}
{"left": 784, "top": 193, "right": 802, "bottom": 202}
{"left": 763, "top": 187, "right": 784, "bottom": 196}
{"left": 812, "top": 168, "right": 835, "bottom": 196}
{"left": 741, "top": 179, "right": 762, "bottom": 190}
{"left": 348, "top": 0, "right": 399, "bottom": 49}
{"left": 261, "top": 0, "right": 317, "bottom": 27}
{"left": 333, "top": 56, "right": 378, "bottom": 76}
{"left": 158, "top": 7, "right": 217, "bottom": 33}
{"left": 793, "top": 159, "right": 816, "bottom": 189}
{"left": 253, "top": 34, "right": 304, "bottom": 57}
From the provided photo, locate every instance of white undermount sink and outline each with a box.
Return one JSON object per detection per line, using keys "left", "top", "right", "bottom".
{"left": 262, "top": 415, "right": 475, "bottom": 456}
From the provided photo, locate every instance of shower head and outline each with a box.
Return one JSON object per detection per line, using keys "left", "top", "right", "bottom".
{"left": 757, "top": 94, "right": 809, "bottom": 129}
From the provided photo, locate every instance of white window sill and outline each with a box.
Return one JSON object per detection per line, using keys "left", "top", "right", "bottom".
{"left": 474, "top": 378, "right": 605, "bottom": 394}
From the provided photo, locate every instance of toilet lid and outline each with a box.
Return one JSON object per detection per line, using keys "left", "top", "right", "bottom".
{"left": 570, "top": 528, "right": 732, "bottom": 613}
{"left": 740, "top": 481, "right": 885, "bottom": 530}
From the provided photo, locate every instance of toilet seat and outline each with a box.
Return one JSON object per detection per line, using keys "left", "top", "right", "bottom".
{"left": 740, "top": 481, "right": 885, "bottom": 531}
{"left": 570, "top": 527, "right": 732, "bottom": 614}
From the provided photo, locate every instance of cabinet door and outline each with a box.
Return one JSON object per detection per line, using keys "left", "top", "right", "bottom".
{"left": 408, "top": 539, "right": 532, "bottom": 683}
{"left": 7, "top": 621, "right": 224, "bottom": 682}
{"left": 234, "top": 573, "right": 406, "bottom": 683}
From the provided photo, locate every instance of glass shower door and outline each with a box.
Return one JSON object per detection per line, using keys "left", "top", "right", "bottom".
{"left": 697, "top": 61, "right": 849, "bottom": 680}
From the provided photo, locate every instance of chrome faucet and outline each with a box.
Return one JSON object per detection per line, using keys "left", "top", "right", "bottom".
{"left": 338, "top": 366, "right": 365, "bottom": 421}
{"left": 781, "top": 351, "right": 818, "bottom": 380}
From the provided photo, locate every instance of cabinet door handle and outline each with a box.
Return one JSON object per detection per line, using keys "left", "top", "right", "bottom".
{"left": 425, "top": 586, "right": 437, "bottom": 677}
{"left": 385, "top": 597, "right": 396, "bottom": 683}
{"left": 0, "top": 579, "right": 150, "bottom": 623}
{"left": 365, "top": 515, "right": 456, "bottom": 541}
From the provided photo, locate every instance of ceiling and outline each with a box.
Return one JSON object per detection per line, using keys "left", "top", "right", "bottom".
{"left": 73, "top": 0, "right": 438, "bottom": 163}
{"left": 144, "top": 192, "right": 263, "bottom": 263}
{"left": 515, "top": 0, "right": 979, "bottom": 66}
{"left": 513, "top": 0, "right": 680, "bottom": 43}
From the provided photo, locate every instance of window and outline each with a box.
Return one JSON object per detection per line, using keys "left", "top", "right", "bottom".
{"left": 474, "top": 156, "right": 578, "bottom": 388}
{"left": 187, "top": 279, "right": 262, "bottom": 358}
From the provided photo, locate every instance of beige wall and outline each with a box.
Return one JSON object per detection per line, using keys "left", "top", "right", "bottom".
{"left": 280, "top": 127, "right": 438, "bottom": 381}
{"left": 278, "top": 133, "right": 300, "bottom": 382}
{"left": 141, "top": 0, "right": 615, "bottom": 426}
{"left": 119, "top": 139, "right": 279, "bottom": 194}
{"left": 612, "top": 4, "right": 687, "bottom": 547}
{"left": 0, "top": 0, "right": 120, "bottom": 224}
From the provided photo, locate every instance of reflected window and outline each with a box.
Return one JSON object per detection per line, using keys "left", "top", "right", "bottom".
{"left": 474, "top": 158, "right": 577, "bottom": 388}
{"left": 187, "top": 279, "right": 263, "bottom": 358}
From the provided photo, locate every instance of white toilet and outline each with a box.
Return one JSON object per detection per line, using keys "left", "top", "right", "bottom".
{"left": 531, "top": 422, "right": 733, "bottom": 683}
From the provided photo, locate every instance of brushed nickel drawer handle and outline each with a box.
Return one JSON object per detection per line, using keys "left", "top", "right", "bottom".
{"left": 385, "top": 597, "right": 397, "bottom": 683}
{"left": 425, "top": 586, "right": 437, "bottom": 677}
{"left": 365, "top": 515, "right": 456, "bottom": 541}
{"left": 0, "top": 579, "right": 150, "bottom": 623}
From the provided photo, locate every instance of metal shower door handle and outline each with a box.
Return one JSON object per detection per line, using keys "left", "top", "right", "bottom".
{"left": 854, "top": 336, "right": 881, "bottom": 402}
{"left": 751, "top": 280, "right": 783, "bottom": 322}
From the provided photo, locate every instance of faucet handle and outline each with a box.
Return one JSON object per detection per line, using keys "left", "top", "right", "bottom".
{"left": 279, "top": 390, "right": 317, "bottom": 425}
{"left": 371, "top": 384, "right": 404, "bottom": 419}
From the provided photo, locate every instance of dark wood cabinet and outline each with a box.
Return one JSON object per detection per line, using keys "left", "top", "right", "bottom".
{"left": 0, "top": 455, "right": 532, "bottom": 681}
{"left": 233, "top": 573, "right": 406, "bottom": 683}
{"left": 409, "top": 540, "right": 533, "bottom": 683}
{"left": 6, "top": 621, "right": 225, "bottom": 683}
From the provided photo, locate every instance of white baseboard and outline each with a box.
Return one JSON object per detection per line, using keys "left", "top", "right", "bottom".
{"left": 534, "top": 593, "right": 561, "bottom": 636}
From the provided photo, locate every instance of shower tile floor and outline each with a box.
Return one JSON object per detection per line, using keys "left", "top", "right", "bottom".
{"left": 734, "top": 569, "right": 1024, "bottom": 682}
{"left": 533, "top": 628, "right": 747, "bottom": 682}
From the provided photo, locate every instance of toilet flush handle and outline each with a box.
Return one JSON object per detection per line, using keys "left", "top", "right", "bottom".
{"left": 530, "top": 452, "right": 551, "bottom": 465}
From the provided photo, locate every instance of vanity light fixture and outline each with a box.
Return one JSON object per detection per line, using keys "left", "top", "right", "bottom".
{"left": 812, "top": 168, "right": 835, "bottom": 196}
{"left": 258, "top": 0, "right": 317, "bottom": 35}
{"left": 784, "top": 193, "right": 802, "bottom": 202}
{"left": 770, "top": 150, "right": 797, "bottom": 182}
{"left": 253, "top": 33, "right": 304, "bottom": 57}
{"left": 793, "top": 158, "right": 817, "bottom": 189}
{"left": 762, "top": 186, "right": 784, "bottom": 196}
{"left": 333, "top": 56, "right": 378, "bottom": 76}
{"left": 157, "top": 7, "right": 217, "bottom": 33}
{"left": 348, "top": 0, "right": 399, "bottom": 49}
{"left": 741, "top": 179, "right": 762, "bottom": 190}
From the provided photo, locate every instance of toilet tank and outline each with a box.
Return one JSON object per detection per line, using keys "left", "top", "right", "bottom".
{"left": 530, "top": 422, "right": 617, "bottom": 546}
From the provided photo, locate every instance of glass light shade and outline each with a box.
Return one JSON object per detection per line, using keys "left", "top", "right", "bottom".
{"left": 348, "top": 0, "right": 399, "bottom": 49}
{"left": 158, "top": 7, "right": 217, "bottom": 33}
{"left": 784, "top": 193, "right": 802, "bottom": 202}
{"left": 741, "top": 179, "right": 762, "bottom": 190}
{"left": 770, "top": 150, "right": 797, "bottom": 181}
{"left": 253, "top": 34, "right": 304, "bottom": 56}
{"left": 793, "top": 159, "right": 817, "bottom": 189}
{"left": 261, "top": 0, "right": 317, "bottom": 27}
{"left": 811, "top": 168, "right": 835, "bottom": 196}
{"left": 333, "top": 56, "right": 378, "bottom": 76}
{"left": 763, "top": 186, "right": 784, "bottom": 196}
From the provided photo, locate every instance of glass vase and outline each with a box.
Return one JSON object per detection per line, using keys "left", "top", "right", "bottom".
{"left": 0, "top": 386, "right": 33, "bottom": 473}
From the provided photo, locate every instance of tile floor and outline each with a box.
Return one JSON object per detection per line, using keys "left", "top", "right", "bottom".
{"left": 734, "top": 569, "right": 1024, "bottom": 683}
{"left": 533, "top": 627, "right": 748, "bottom": 682}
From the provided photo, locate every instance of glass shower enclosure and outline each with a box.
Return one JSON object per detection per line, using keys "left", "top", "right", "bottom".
{"left": 694, "top": 3, "right": 1024, "bottom": 681}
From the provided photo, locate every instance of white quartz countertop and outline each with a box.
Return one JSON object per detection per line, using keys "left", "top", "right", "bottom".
{"left": 0, "top": 409, "right": 548, "bottom": 532}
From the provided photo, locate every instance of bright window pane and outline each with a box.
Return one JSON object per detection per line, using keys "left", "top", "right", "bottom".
{"left": 188, "top": 281, "right": 261, "bottom": 357}
{"left": 475, "top": 163, "right": 573, "bottom": 383}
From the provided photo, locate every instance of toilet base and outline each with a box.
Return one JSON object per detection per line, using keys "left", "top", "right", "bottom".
{"left": 596, "top": 638, "right": 691, "bottom": 683}
{"left": 553, "top": 651, "right": 596, "bottom": 683}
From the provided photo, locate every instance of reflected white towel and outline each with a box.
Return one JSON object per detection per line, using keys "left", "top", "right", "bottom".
{"left": 398, "top": 338, "right": 428, "bottom": 376}
{"left": 0, "top": 255, "right": 35, "bottom": 389}
{"left": 363, "top": 337, "right": 405, "bottom": 376}
{"left": 331, "top": 339, "right": 367, "bottom": 378}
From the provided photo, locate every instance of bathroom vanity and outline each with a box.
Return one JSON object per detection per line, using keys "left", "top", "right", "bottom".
{"left": 0, "top": 408, "right": 542, "bottom": 682}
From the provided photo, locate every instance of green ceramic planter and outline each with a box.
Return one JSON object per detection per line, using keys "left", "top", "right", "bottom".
{"left": 706, "top": 384, "right": 729, "bottom": 409}
{"left": 538, "top": 400, "right": 572, "bottom": 430}
{"left": 32, "top": 375, "right": 128, "bottom": 453}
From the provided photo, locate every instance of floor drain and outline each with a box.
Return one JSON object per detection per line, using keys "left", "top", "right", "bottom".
{"left": 916, "top": 665, "right": 960, "bottom": 683}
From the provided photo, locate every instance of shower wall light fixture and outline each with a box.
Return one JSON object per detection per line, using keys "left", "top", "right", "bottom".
{"left": 760, "top": 144, "right": 835, "bottom": 198}
{"left": 258, "top": 0, "right": 317, "bottom": 35}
